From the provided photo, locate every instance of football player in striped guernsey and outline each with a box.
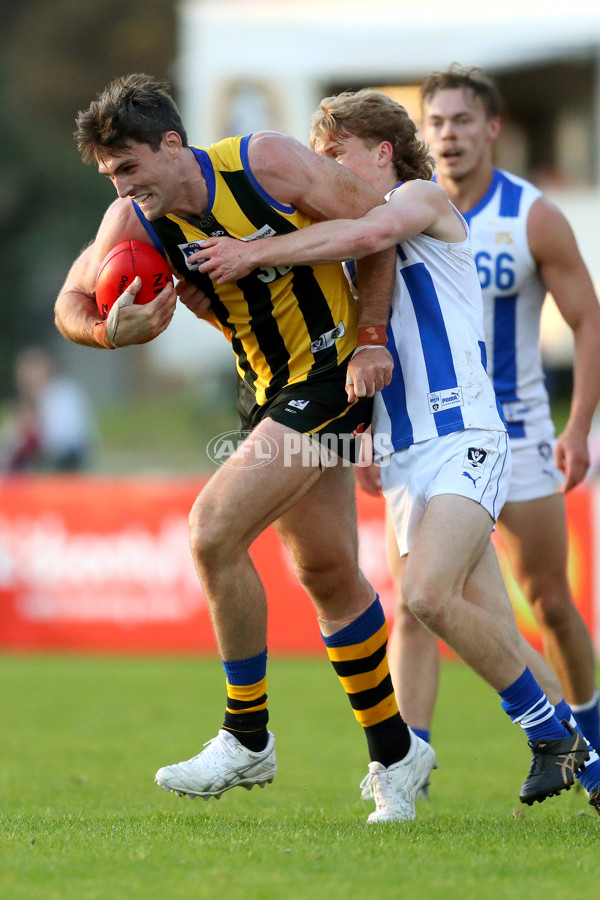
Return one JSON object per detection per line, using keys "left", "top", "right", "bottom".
{"left": 55, "top": 74, "right": 433, "bottom": 823}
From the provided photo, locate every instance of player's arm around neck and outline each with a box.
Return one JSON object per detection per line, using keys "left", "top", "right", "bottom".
{"left": 528, "top": 196, "right": 600, "bottom": 490}
{"left": 55, "top": 199, "right": 175, "bottom": 348}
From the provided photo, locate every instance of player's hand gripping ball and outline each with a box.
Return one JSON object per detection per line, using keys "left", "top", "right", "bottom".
{"left": 95, "top": 240, "right": 172, "bottom": 319}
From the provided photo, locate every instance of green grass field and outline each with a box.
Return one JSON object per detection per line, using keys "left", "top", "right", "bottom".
{"left": 1, "top": 655, "right": 598, "bottom": 900}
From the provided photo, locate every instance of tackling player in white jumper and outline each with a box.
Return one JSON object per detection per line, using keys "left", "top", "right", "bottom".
{"left": 196, "top": 88, "right": 600, "bottom": 811}
{"left": 367, "top": 68, "right": 600, "bottom": 785}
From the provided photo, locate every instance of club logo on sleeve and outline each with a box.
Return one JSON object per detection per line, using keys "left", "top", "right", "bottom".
{"left": 428, "top": 387, "right": 463, "bottom": 414}
{"left": 310, "top": 322, "right": 345, "bottom": 353}
{"left": 241, "top": 225, "right": 277, "bottom": 242}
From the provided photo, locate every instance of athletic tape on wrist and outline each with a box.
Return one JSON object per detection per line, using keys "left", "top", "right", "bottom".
{"left": 351, "top": 344, "right": 387, "bottom": 359}
{"left": 357, "top": 324, "right": 387, "bottom": 346}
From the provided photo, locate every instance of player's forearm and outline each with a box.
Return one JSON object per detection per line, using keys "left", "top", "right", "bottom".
{"left": 355, "top": 249, "right": 396, "bottom": 327}
{"left": 247, "top": 218, "right": 384, "bottom": 268}
{"left": 567, "top": 323, "right": 600, "bottom": 434}
{"left": 55, "top": 289, "right": 110, "bottom": 348}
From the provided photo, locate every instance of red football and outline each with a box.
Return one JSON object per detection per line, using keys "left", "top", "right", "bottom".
{"left": 95, "top": 240, "right": 172, "bottom": 319}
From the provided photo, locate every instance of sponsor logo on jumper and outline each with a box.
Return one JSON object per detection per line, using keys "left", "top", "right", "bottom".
{"left": 463, "top": 447, "right": 488, "bottom": 470}
{"left": 462, "top": 471, "right": 481, "bottom": 487}
{"left": 495, "top": 231, "right": 513, "bottom": 245}
{"left": 179, "top": 241, "right": 207, "bottom": 271}
{"left": 286, "top": 399, "right": 310, "bottom": 411}
{"left": 310, "top": 322, "right": 345, "bottom": 354}
{"left": 428, "top": 387, "right": 463, "bottom": 414}
{"left": 241, "top": 225, "right": 277, "bottom": 242}
{"left": 502, "top": 400, "right": 530, "bottom": 423}
{"left": 351, "top": 423, "right": 367, "bottom": 439}
{"left": 538, "top": 441, "right": 552, "bottom": 461}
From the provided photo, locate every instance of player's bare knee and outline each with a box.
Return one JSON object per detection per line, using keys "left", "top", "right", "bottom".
{"left": 395, "top": 600, "right": 424, "bottom": 634}
{"left": 404, "top": 586, "right": 449, "bottom": 633}
{"left": 188, "top": 496, "right": 230, "bottom": 567}
{"left": 530, "top": 590, "right": 576, "bottom": 632}
{"left": 294, "top": 559, "right": 345, "bottom": 596}
{"left": 295, "top": 555, "right": 359, "bottom": 603}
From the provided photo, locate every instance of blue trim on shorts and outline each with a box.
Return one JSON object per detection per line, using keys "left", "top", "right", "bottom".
{"left": 488, "top": 431, "right": 509, "bottom": 519}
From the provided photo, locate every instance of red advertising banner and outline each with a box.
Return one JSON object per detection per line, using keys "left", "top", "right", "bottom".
{"left": 0, "top": 476, "right": 595, "bottom": 655}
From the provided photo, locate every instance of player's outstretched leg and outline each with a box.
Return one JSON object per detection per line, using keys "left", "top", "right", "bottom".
{"left": 155, "top": 729, "right": 277, "bottom": 800}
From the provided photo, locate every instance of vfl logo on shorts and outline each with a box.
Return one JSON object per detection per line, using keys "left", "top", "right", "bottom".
{"left": 310, "top": 322, "right": 345, "bottom": 353}
{"left": 463, "top": 447, "right": 488, "bottom": 470}
{"left": 428, "top": 387, "right": 463, "bottom": 414}
{"left": 286, "top": 399, "right": 310, "bottom": 412}
{"left": 462, "top": 447, "right": 488, "bottom": 489}
{"left": 538, "top": 441, "right": 552, "bottom": 461}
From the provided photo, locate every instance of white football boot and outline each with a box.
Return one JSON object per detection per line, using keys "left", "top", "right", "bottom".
{"left": 155, "top": 729, "right": 277, "bottom": 799}
{"left": 360, "top": 730, "right": 438, "bottom": 823}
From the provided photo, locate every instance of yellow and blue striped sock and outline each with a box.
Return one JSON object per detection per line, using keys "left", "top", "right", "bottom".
{"left": 322, "top": 596, "right": 411, "bottom": 767}
{"left": 222, "top": 649, "right": 269, "bottom": 751}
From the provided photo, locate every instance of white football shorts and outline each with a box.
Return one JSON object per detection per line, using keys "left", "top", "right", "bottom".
{"left": 380, "top": 428, "right": 511, "bottom": 556}
{"left": 505, "top": 432, "right": 563, "bottom": 503}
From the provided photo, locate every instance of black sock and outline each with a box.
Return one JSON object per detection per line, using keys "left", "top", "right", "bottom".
{"left": 222, "top": 712, "right": 269, "bottom": 752}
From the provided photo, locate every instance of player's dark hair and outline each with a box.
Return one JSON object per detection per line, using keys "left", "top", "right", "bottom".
{"left": 310, "top": 88, "right": 434, "bottom": 182}
{"left": 421, "top": 64, "right": 503, "bottom": 119}
{"left": 75, "top": 73, "right": 188, "bottom": 163}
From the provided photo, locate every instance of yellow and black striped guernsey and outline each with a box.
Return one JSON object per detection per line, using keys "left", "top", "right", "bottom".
{"left": 134, "top": 136, "right": 357, "bottom": 407}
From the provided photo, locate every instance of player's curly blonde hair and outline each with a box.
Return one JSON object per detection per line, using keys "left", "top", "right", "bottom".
{"left": 310, "top": 89, "right": 434, "bottom": 182}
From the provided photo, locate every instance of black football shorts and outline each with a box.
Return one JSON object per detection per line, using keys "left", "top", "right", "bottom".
{"left": 236, "top": 363, "right": 372, "bottom": 463}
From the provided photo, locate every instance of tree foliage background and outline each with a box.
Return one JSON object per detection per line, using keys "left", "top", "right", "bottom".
{"left": 0, "top": 0, "right": 178, "bottom": 396}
